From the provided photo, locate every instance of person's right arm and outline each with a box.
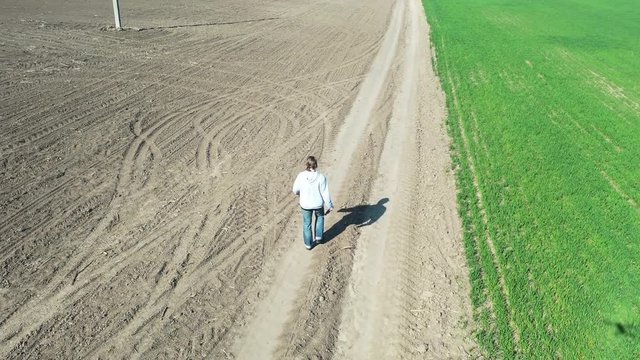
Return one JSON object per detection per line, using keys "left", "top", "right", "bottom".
{"left": 292, "top": 173, "right": 301, "bottom": 195}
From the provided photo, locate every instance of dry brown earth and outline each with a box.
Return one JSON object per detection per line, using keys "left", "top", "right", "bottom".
{"left": 0, "top": 0, "right": 476, "bottom": 358}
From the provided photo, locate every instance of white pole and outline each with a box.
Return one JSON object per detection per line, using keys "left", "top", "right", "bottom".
{"left": 112, "top": 0, "right": 122, "bottom": 29}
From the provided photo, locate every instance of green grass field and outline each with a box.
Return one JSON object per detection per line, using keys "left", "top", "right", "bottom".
{"left": 421, "top": 0, "right": 640, "bottom": 358}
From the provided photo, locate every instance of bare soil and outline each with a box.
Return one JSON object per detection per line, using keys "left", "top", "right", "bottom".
{"left": 0, "top": 0, "right": 476, "bottom": 358}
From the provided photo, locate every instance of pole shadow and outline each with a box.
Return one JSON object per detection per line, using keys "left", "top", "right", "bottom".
{"left": 319, "top": 198, "right": 389, "bottom": 244}
{"left": 136, "top": 17, "right": 279, "bottom": 31}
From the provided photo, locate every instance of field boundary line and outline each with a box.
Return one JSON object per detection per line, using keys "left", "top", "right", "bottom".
{"left": 443, "top": 59, "right": 522, "bottom": 354}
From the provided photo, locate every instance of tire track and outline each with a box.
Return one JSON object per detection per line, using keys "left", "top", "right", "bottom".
{"left": 85, "top": 185, "right": 299, "bottom": 358}
{"left": 0, "top": 91, "right": 216, "bottom": 355}
{"left": 333, "top": 0, "right": 415, "bottom": 356}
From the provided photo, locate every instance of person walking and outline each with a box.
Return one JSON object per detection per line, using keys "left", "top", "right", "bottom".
{"left": 292, "top": 156, "right": 334, "bottom": 250}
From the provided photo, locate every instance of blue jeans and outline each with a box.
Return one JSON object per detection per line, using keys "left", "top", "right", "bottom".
{"left": 301, "top": 207, "right": 324, "bottom": 248}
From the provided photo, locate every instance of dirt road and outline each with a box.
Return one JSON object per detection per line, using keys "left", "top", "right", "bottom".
{"left": 1, "top": 0, "right": 475, "bottom": 358}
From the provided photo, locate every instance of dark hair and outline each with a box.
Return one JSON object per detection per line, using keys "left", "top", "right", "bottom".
{"left": 305, "top": 156, "right": 318, "bottom": 170}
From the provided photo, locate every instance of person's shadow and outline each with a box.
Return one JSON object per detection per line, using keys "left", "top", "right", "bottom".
{"left": 320, "top": 198, "right": 389, "bottom": 244}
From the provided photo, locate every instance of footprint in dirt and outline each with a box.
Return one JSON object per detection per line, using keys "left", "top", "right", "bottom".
{"left": 321, "top": 198, "right": 389, "bottom": 244}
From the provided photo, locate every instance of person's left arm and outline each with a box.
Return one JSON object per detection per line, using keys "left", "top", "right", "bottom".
{"left": 320, "top": 176, "right": 334, "bottom": 212}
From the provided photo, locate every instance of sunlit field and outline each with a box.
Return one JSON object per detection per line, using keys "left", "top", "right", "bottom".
{"left": 422, "top": 0, "right": 640, "bottom": 357}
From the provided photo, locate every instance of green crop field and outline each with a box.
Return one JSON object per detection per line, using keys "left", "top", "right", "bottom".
{"left": 421, "top": 0, "right": 639, "bottom": 358}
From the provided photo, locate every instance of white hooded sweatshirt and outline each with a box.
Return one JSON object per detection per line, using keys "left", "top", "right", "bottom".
{"left": 292, "top": 170, "right": 333, "bottom": 210}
